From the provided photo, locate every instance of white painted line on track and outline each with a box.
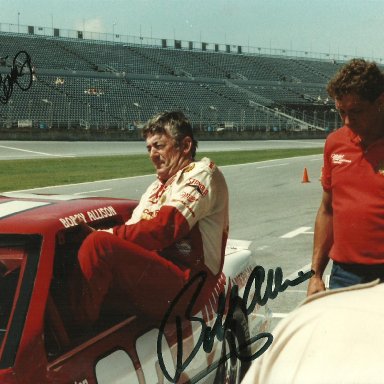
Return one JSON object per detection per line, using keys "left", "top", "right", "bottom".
{"left": 256, "top": 163, "right": 289, "bottom": 169}
{"left": 221, "top": 154, "right": 322, "bottom": 169}
{"left": 280, "top": 226, "right": 312, "bottom": 238}
{"left": 2, "top": 145, "right": 75, "bottom": 157}
{"left": 73, "top": 188, "right": 112, "bottom": 195}
{"left": 0, "top": 145, "right": 75, "bottom": 158}
{"left": 268, "top": 263, "right": 311, "bottom": 299}
{"left": 286, "top": 263, "right": 312, "bottom": 281}
{"left": 287, "top": 263, "right": 311, "bottom": 279}
{"left": 8, "top": 173, "right": 155, "bottom": 193}
{"left": 267, "top": 140, "right": 324, "bottom": 146}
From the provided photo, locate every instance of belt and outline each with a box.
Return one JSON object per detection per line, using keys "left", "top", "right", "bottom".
{"left": 334, "top": 261, "right": 384, "bottom": 276}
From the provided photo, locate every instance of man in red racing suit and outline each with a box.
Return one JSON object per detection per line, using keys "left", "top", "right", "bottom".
{"left": 73, "top": 111, "right": 229, "bottom": 325}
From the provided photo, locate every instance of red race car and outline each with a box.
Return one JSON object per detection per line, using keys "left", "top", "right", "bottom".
{"left": 0, "top": 192, "right": 271, "bottom": 384}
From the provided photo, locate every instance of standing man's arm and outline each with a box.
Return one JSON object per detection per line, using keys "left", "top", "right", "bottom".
{"left": 307, "top": 190, "right": 333, "bottom": 295}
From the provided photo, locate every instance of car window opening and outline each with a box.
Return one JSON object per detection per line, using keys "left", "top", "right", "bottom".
{"left": 45, "top": 216, "right": 137, "bottom": 360}
{"left": 0, "top": 250, "right": 24, "bottom": 338}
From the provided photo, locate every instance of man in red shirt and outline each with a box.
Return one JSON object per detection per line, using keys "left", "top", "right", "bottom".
{"left": 307, "top": 59, "right": 384, "bottom": 295}
{"left": 72, "top": 111, "right": 229, "bottom": 325}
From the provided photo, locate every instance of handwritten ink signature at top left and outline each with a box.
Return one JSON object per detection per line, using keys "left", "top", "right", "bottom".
{"left": 0, "top": 50, "right": 33, "bottom": 105}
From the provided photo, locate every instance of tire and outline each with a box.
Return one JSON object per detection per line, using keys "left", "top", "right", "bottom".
{"left": 213, "top": 306, "right": 251, "bottom": 384}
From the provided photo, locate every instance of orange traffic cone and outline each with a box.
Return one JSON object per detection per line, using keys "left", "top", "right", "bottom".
{"left": 302, "top": 167, "right": 310, "bottom": 183}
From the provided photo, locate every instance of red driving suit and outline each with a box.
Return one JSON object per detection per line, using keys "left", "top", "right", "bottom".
{"left": 75, "top": 158, "right": 229, "bottom": 324}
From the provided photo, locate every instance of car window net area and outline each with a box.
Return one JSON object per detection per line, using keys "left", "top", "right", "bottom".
{"left": 45, "top": 217, "right": 134, "bottom": 359}
{"left": 0, "top": 235, "right": 41, "bottom": 370}
{"left": 0, "top": 247, "right": 24, "bottom": 345}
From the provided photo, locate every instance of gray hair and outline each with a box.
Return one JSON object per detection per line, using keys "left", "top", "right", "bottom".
{"left": 143, "top": 111, "right": 198, "bottom": 159}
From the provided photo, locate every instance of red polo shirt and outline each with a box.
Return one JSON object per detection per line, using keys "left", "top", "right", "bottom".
{"left": 322, "top": 126, "right": 384, "bottom": 265}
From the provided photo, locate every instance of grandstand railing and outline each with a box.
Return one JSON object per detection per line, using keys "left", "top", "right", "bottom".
{"left": 1, "top": 21, "right": 383, "bottom": 63}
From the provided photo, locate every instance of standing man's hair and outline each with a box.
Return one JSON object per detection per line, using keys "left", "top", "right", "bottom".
{"left": 143, "top": 111, "right": 198, "bottom": 159}
{"left": 327, "top": 58, "right": 384, "bottom": 102}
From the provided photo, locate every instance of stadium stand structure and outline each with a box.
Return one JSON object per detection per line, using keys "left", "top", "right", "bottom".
{"left": 0, "top": 29, "right": 355, "bottom": 140}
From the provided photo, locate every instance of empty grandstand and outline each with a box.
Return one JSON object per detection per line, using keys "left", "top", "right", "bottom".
{"left": 0, "top": 22, "right": 353, "bottom": 140}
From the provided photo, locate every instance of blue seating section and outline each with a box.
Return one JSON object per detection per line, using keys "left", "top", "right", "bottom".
{"left": 0, "top": 32, "right": 355, "bottom": 131}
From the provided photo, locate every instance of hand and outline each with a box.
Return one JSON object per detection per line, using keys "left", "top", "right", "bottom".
{"left": 306, "top": 275, "right": 326, "bottom": 296}
{"left": 75, "top": 217, "right": 95, "bottom": 236}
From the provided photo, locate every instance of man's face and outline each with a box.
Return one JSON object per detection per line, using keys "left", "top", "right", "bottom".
{"left": 146, "top": 132, "right": 190, "bottom": 182}
{"left": 335, "top": 93, "right": 381, "bottom": 137}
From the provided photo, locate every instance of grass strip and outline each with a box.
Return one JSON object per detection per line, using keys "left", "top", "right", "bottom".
{"left": 1, "top": 147, "right": 323, "bottom": 192}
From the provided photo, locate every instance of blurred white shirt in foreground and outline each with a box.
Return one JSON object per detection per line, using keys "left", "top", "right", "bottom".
{"left": 242, "top": 279, "right": 384, "bottom": 384}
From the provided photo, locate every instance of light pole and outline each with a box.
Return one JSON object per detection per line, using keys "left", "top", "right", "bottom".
{"left": 17, "top": 12, "right": 20, "bottom": 33}
{"left": 133, "top": 102, "right": 141, "bottom": 123}
{"left": 87, "top": 104, "right": 91, "bottom": 129}
{"left": 122, "top": 105, "right": 127, "bottom": 130}
{"left": 209, "top": 105, "right": 218, "bottom": 131}
{"left": 240, "top": 109, "right": 246, "bottom": 131}
{"left": 67, "top": 101, "right": 71, "bottom": 130}
{"left": 104, "top": 104, "right": 108, "bottom": 130}
{"left": 28, "top": 100, "right": 32, "bottom": 120}
{"left": 113, "top": 22, "right": 117, "bottom": 41}
{"left": 7, "top": 100, "right": 13, "bottom": 128}
{"left": 227, "top": 108, "right": 231, "bottom": 122}
{"left": 42, "top": 98, "right": 53, "bottom": 128}
{"left": 323, "top": 110, "right": 327, "bottom": 130}
{"left": 200, "top": 106, "right": 203, "bottom": 130}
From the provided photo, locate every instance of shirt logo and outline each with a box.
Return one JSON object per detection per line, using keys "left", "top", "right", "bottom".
{"left": 331, "top": 153, "right": 352, "bottom": 165}
{"left": 184, "top": 163, "right": 195, "bottom": 173}
{"left": 187, "top": 178, "right": 208, "bottom": 196}
{"left": 141, "top": 208, "right": 159, "bottom": 220}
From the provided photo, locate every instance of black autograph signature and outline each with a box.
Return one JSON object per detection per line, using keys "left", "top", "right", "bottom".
{"left": 157, "top": 265, "right": 314, "bottom": 383}
{"left": 0, "top": 51, "right": 33, "bottom": 105}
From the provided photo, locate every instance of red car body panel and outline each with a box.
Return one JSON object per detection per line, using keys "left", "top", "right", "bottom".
{"left": 0, "top": 193, "right": 271, "bottom": 384}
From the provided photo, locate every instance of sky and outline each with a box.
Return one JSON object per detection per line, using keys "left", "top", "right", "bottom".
{"left": 1, "top": 0, "right": 384, "bottom": 61}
